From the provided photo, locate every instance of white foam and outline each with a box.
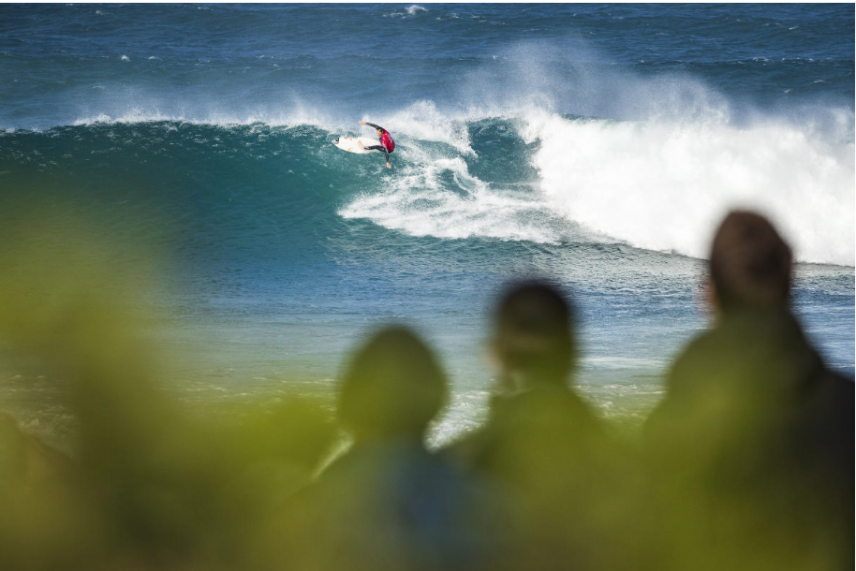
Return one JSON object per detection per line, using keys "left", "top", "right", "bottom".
{"left": 340, "top": 148, "right": 566, "bottom": 244}
{"left": 385, "top": 5, "right": 427, "bottom": 18}
{"left": 521, "top": 109, "right": 855, "bottom": 266}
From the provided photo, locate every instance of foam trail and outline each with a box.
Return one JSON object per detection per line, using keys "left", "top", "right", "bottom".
{"left": 521, "top": 110, "right": 855, "bottom": 266}
{"left": 340, "top": 146, "right": 569, "bottom": 244}
{"left": 344, "top": 102, "right": 577, "bottom": 244}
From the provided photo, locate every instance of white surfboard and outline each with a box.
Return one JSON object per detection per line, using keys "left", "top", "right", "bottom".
{"left": 332, "top": 136, "right": 379, "bottom": 154}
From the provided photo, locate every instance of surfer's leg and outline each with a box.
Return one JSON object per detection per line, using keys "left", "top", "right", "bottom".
{"left": 364, "top": 146, "right": 390, "bottom": 168}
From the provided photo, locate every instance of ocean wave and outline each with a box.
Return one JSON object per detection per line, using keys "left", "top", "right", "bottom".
{"left": 6, "top": 100, "right": 853, "bottom": 267}
{"left": 339, "top": 105, "right": 854, "bottom": 267}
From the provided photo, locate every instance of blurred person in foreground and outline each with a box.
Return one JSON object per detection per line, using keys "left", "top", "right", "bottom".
{"left": 280, "top": 326, "right": 498, "bottom": 571}
{"left": 644, "top": 210, "right": 853, "bottom": 571}
{"left": 443, "top": 280, "right": 649, "bottom": 571}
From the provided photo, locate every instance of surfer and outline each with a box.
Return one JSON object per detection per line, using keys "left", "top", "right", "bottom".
{"left": 357, "top": 120, "right": 395, "bottom": 169}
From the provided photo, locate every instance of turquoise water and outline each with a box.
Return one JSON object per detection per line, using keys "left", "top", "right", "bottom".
{"left": 1, "top": 4, "right": 853, "bottom": 443}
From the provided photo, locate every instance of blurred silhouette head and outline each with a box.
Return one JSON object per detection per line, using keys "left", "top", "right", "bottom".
{"left": 492, "top": 280, "right": 577, "bottom": 389}
{"left": 338, "top": 326, "right": 448, "bottom": 441}
{"left": 709, "top": 211, "right": 793, "bottom": 313}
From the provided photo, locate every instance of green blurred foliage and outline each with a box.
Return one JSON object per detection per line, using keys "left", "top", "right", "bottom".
{"left": 0, "top": 204, "right": 849, "bottom": 571}
{"left": 0, "top": 206, "right": 337, "bottom": 570}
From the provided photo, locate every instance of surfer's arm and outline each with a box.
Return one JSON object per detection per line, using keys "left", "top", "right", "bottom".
{"left": 361, "top": 121, "right": 386, "bottom": 132}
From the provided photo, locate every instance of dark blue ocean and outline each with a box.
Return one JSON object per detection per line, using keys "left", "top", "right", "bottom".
{"left": 1, "top": 3, "right": 853, "bottom": 444}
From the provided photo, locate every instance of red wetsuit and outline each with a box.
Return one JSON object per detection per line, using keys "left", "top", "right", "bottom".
{"left": 364, "top": 122, "right": 395, "bottom": 162}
